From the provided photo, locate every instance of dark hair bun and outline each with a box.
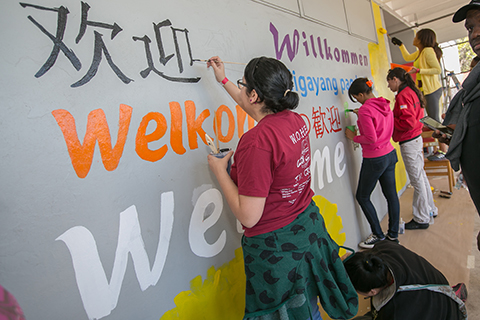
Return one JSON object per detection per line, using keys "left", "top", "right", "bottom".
{"left": 244, "top": 57, "right": 299, "bottom": 113}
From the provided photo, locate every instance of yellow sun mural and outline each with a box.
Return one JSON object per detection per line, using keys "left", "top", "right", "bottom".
{"left": 312, "top": 195, "right": 347, "bottom": 256}
{"left": 160, "top": 247, "right": 246, "bottom": 320}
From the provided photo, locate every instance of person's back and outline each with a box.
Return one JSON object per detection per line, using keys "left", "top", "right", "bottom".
{"left": 352, "top": 241, "right": 462, "bottom": 320}
{"left": 392, "top": 85, "right": 424, "bottom": 143}
{"left": 355, "top": 97, "right": 394, "bottom": 158}
{"left": 231, "top": 109, "right": 314, "bottom": 237}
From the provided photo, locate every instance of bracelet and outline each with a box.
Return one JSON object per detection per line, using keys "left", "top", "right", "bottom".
{"left": 221, "top": 77, "right": 228, "bottom": 85}
{"left": 417, "top": 69, "right": 420, "bottom": 73}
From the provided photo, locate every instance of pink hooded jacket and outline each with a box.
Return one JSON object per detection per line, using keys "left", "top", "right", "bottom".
{"left": 353, "top": 97, "right": 395, "bottom": 158}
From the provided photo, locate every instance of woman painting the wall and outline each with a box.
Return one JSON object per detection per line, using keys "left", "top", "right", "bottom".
{"left": 206, "top": 56, "right": 358, "bottom": 319}
{"left": 387, "top": 67, "right": 438, "bottom": 230}
{"left": 345, "top": 78, "right": 400, "bottom": 249}
{"left": 391, "top": 29, "right": 443, "bottom": 123}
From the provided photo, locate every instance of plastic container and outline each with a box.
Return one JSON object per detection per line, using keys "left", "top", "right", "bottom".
{"left": 429, "top": 212, "right": 434, "bottom": 225}
{"left": 211, "top": 148, "right": 232, "bottom": 174}
{"left": 399, "top": 218, "right": 405, "bottom": 234}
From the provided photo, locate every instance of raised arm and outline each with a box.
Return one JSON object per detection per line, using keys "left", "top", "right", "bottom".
{"left": 398, "top": 44, "right": 419, "bottom": 62}
{"left": 207, "top": 56, "right": 244, "bottom": 107}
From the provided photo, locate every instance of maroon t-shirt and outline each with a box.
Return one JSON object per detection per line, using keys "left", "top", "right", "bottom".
{"left": 230, "top": 110, "right": 314, "bottom": 237}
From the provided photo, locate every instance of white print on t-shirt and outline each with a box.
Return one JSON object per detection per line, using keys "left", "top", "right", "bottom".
{"left": 296, "top": 154, "right": 311, "bottom": 169}
{"left": 297, "top": 154, "right": 305, "bottom": 168}
{"left": 294, "top": 173, "right": 303, "bottom": 182}
{"left": 304, "top": 167, "right": 310, "bottom": 177}
{"left": 296, "top": 138, "right": 311, "bottom": 169}
{"left": 285, "top": 136, "right": 312, "bottom": 203}
{"left": 302, "top": 140, "right": 309, "bottom": 154}
{"left": 289, "top": 125, "right": 308, "bottom": 144}
{"left": 281, "top": 179, "right": 310, "bottom": 201}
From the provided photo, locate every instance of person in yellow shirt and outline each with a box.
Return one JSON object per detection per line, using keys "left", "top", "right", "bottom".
{"left": 391, "top": 29, "right": 443, "bottom": 123}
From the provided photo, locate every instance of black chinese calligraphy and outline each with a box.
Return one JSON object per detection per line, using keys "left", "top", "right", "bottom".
{"left": 20, "top": 2, "right": 201, "bottom": 87}
{"left": 133, "top": 19, "right": 200, "bottom": 83}
{"left": 19, "top": 2, "right": 82, "bottom": 77}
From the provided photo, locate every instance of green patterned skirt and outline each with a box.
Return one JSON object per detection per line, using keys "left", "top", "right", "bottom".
{"left": 242, "top": 200, "right": 358, "bottom": 319}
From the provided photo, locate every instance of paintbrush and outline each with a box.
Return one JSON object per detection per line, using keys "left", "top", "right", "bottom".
{"left": 193, "top": 59, "right": 246, "bottom": 65}
{"left": 205, "top": 133, "right": 218, "bottom": 154}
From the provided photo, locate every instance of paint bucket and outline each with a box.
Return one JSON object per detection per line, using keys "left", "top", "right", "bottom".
{"left": 211, "top": 148, "right": 232, "bottom": 174}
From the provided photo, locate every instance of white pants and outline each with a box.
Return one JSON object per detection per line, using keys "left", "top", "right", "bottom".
{"left": 400, "top": 137, "right": 438, "bottom": 223}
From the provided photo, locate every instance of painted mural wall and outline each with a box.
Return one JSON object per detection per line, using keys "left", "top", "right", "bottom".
{"left": 0, "top": 0, "right": 404, "bottom": 319}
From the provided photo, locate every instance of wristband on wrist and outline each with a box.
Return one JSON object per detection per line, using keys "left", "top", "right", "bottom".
{"left": 221, "top": 77, "right": 228, "bottom": 85}
{"left": 417, "top": 69, "right": 420, "bottom": 73}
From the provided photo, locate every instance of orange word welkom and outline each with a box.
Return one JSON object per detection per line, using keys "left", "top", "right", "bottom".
{"left": 52, "top": 101, "right": 255, "bottom": 178}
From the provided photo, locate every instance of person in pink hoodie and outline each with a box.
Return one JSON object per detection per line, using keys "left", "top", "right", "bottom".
{"left": 345, "top": 78, "right": 400, "bottom": 249}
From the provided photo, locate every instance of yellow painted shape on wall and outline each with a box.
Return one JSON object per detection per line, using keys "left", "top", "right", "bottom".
{"left": 312, "top": 195, "right": 346, "bottom": 256}
{"left": 312, "top": 195, "right": 350, "bottom": 320}
{"left": 160, "top": 247, "right": 245, "bottom": 320}
{"left": 368, "top": 2, "right": 408, "bottom": 193}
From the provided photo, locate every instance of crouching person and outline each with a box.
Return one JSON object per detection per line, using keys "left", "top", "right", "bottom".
{"left": 343, "top": 241, "right": 466, "bottom": 319}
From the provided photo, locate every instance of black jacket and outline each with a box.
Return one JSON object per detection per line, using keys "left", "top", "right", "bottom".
{"left": 368, "top": 241, "right": 461, "bottom": 320}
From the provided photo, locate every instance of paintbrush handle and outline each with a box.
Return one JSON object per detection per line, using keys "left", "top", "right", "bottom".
{"left": 221, "top": 61, "right": 247, "bottom": 65}
{"left": 194, "top": 59, "right": 246, "bottom": 65}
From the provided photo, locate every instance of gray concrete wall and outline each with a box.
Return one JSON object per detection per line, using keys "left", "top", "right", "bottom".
{"left": 0, "top": 0, "right": 392, "bottom": 319}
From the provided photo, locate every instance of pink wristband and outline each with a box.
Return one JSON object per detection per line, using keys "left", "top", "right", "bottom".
{"left": 221, "top": 77, "right": 228, "bottom": 85}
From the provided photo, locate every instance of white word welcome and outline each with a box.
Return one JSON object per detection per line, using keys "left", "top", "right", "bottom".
{"left": 57, "top": 188, "right": 227, "bottom": 320}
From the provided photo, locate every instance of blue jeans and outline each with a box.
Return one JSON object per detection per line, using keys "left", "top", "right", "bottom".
{"left": 356, "top": 150, "right": 400, "bottom": 238}
{"left": 309, "top": 297, "right": 322, "bottom": 320}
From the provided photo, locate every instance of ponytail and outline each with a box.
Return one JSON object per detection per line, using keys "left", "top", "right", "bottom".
{"left": 387, "top": 67, "right": 426, "bottom": 108}
{"left": 433, "top": 43, "right": 443, "bottom": 60}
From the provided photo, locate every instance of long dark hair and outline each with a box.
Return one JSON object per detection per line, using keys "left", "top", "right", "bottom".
{"left": 416, "top": 29, "right": 443, "bottom": 60}
{"left": 348, "top": 77, "right": 373, "bottom": 103}
{"left": 343, "top": 251, "right": 389, "bottom": 293}
{"left": 244, "top": 57, "right": 299, "bottom": 113}
{"left": 387, "top": 68, "right": 426, "bottom": 108}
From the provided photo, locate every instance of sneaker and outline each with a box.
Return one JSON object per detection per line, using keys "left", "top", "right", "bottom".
{"left": 359, "top": 234, "right": 385, "bottom": 249}
{"left": 385, "top": 234, "right": 399, "bottom": 244}
{"left": 452, "top": 283, "right": 468, "bottom": 302}
{"left": 427, "top": 150, "right": 446, "bottom": 161}
{"left": 405, "top": 219, "right": 429, "bottom": 230}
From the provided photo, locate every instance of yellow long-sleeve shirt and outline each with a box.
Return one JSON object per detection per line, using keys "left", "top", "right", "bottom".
{"left": 399, "top": 45, "right": 442, "bottom": 95}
